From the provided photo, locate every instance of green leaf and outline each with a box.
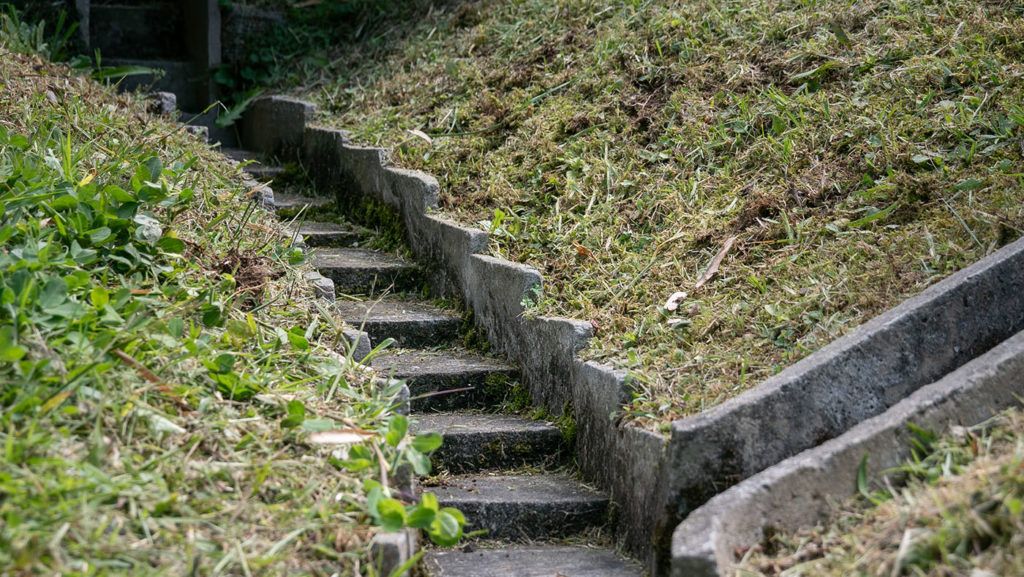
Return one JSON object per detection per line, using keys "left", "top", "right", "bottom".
{"left": 376, "top": 498, "right": 407, "bottom": 532}
{"left": 411, "top": 432, "right": 443, "bottom": 454}
{"left": 157, "top": 237, "right": 186, "bottom": 254}
{"left": 406, "top": 504, "right": 436, "bottom": 529}
{"left": 406, "top": 449, "right": 431, "bottom": 476}
{"left": 281, "top": 400, "right": 306, "bottom": 429}
{"left": 287, "top": 328, "right": 309, "bottom": 351}
{"left": 386, "top": 415, "right": 408, "bottom": 448}
{"left": 849, "top": 203, "right": 899, "bottom": 228}
{"left": 429, "top": 509, "right": 465, "bottom": 546}
{"left": 90, "top": 286, "right": 109, "bottom": 308}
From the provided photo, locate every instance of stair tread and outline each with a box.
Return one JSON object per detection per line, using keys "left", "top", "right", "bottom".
{"left": 431, "top": 472, "right": 605, "bottom": 504}
{"left": 425, "top": 545, "right": 642, "bottom": 577}
{"left": 373, "top": 349, "right": 512, "bottom": 378}
{"left": 291, "top": 221, "right": 364, "bottom": 247}
{"left": 412, "top": 412, "right": 558, "bottom": 436}
{"left": 272, "top": 191, "right": 333, "bottom": 211}
{"left": 313, "top": 247, "right": 415, "bottom": 272}
{"left": 336, "top": 299, "right": 460, "bottom": 325}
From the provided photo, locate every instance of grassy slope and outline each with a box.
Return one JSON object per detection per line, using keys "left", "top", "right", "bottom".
{"left": 0, "top": 20, "right": 454, "bottom": 575}
{"left": 286, "top": 0, "right": 1024, "bottom": 428}
{"left": 736, "top": 410, "right": 1024, "bottom": 576}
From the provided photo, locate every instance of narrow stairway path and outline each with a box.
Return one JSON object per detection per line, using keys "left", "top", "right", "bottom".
{"left": 226, "top": 150, "right": 643, "bottom": 577}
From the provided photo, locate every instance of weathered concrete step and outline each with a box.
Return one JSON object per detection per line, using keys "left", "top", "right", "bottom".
{"left": 372, "top": 350, "right": 515, "bottom": 411}
{"left": 271, "top": 191, "right": 333, "bottom": 213}
{"left": 425, "top": 545, "right": 642, "bottom": 577}
{"left": 291, "top": 221, "right": 363, "bottom": 248}
{"left": 412, "top": 413, "right": 564, "bottom": 473}
{"left": 312, "top": 248, "right": 420, "bottom": 294}
{"left": 219, "top": 149, "right": 285, "bottom": 182}
{"left": 335, "top": 299, "right": 462, "bottom": 348}
{"left": 429, "top": 473, "right": 608, "bottom": 541}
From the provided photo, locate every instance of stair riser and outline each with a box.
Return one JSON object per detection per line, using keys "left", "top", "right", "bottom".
{"left": 298, "top": 230, "right": 362, "bottom": 248}
{"left": 431, "top": 430, "right": 565, "bottom": 473}
{"left": 443, "top": 500, "right": 608, "bottom": 541}
{"left": 355, "top": 319, "right": 462, "bottom": 349}
{"left": 403, "top": 372, "right": 516, "bottom": 412}
{"left": 317, "top": 267, "right": 422, "bottom": 295}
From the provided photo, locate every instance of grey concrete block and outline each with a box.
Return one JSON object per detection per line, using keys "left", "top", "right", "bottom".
{"left": 432, "top": 473, "right": 608, "bottom": 540}
{"left": 411, "top": 412, "right": 564, "bottom": 473}
{"left": 341, "top": 327, "right": 372, "bottom": 362}
{"left": 670, "top": 328, "right": 1024, "bottom": 577}
{"left": 146, "top": 91, "right": 177, "bottom": 116}
{"left": 372, "top": 350, "right": 517, "bottom": 412}
{"left": 302, "top": 271, "right": 335, "bottom": 301}
{"left": 659, "top": 236, "right": 1024, "bottom": 568}
{"left": 311, "top": 247, "right": 420, "bottom": 294}
{"left": 239, "top": 96, "right": 315, "bottom": 159}
{"left": 425, "top": 546, "right": 643, "bottom": 577}
{"left": 370, "top": 529, "right": 418, "bottom": 577}
{"left": 290, "top": 221, "right": 363, "bottom": 248}
{"left": 335, "top": 298, "right": 462, "bottom": 349}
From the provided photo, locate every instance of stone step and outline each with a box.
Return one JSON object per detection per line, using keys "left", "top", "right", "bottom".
{"left": 312, "top": 248, "right": 420, "bottom": 294}
{"left": 244, "top": 164, "right": 286, "bottom": 182}
{"left": 412, "top": 413, "right": 564, "bottom": 473}
{"left": 425, "top": 545, "right": 643, "bottom": 577}
{"left": 90, "top": 4, "right": 183, "bottom": 60}
{"left": 271, "top": 191, "right": 334, "bottom": 213}
{"left": 291, "top": 221, "right": 364, "bottom": 248}
{"left": 372, "top": 350, "right": 515, "bottom": 411}
{"left": 335, "top": 299, "right": 462, "bottom": 348}
{"left": 428, "top": 473, "right": 608, "bottom": 541}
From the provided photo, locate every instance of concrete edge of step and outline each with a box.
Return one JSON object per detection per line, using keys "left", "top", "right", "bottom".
{"left": 670, "top": 328, "right": 1024, "bottom": 577}
{"left": 370, "top": 529, "right": 419, "bottom": 577}
{"left": 234, "top": 94, "right": 1024, "bottom": 575}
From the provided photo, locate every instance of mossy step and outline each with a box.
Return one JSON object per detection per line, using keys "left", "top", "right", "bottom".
{"left": 290, "top": 221, "right": 364, "bottom": 248}
{"left": 411, "top": 412, "right": 564, "bottom": 473}
{"left": 271, "top": 191, "right": 334, "bottom": 213}
{"left": 427, "top": 473, "right": 608, "bottom": 541}
{"left": 312, "top": 248, "right": 420, "bottom": 294}
{"left": 372, "top": 350, "right": 516, "bottom": 411}
{"left": 425, "top": 545, "right": 642, "bottom": 577}
{"left": 335, "top": 299, "right": 462, "bottom": 348}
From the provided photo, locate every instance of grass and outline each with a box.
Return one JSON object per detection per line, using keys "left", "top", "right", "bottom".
{"left": 0, "top": 12, "right": 462, "bottom": 576}
{"left": 735, "top": 408, "right": 1024, "bottom": 576}
{"left": 259, "top": 0, "right": 1024, "bottom": 428}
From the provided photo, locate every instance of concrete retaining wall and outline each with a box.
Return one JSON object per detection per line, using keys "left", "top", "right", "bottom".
{"left": 672, "top": 328, "right": 1024, "bottom": 576}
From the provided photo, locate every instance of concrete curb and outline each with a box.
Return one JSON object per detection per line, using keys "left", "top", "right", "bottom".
{"left": 238, "top": 96, "right": 1024, "bottom": 573}
{"left": 671, "top": 328, "right": 1024, "bottom": 576}
{"left": 658, "top": 236, "right": 1024, "bottom": 568}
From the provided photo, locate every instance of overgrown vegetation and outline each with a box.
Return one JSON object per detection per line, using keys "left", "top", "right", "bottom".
{"left": 736, "top": 409, "right": 1024, "bottom": 576}
{"left": 0, "top": 13, "right": 462, "bottom": 575}
{"left": 262, "top": 0, "right": 1024, "bottom": 428}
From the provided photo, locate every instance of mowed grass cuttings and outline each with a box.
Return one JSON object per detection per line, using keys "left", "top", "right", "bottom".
{"left": 284, "top": 0, "right": 1024, "bottom": 428}
{"left": 0, "top": 16, "right": 461, "bottom": 576}
{"left": 736, "top": 409, "right": 1024, "bottom": 576}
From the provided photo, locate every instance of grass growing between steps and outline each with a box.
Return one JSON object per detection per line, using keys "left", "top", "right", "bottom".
{"left": 0, "top": 22, "right": 463, "bottom": 576}
{"left": 735, "top": 409, "right": 1024, "bottom": 576}
{"left": 270, "top": 0, "right": 1024, "bottom": 428}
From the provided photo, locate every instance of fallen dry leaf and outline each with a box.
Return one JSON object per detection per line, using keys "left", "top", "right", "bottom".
{"left": 663, "top": 291, "right": 688, "bottom": 311}
{"left": 309, "top": 430, "right": 377, "bottom": 446}
{"left": 694, "top": 235, "right": 737, "bottom": 291}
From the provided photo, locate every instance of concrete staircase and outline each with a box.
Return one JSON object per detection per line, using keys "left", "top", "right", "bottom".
{"left": 228, "top": 150, "right": 643, "bottom": 577}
